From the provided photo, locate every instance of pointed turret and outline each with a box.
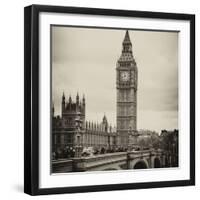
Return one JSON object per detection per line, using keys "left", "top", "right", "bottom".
{"left": 62, "top": 92, "right": 65, "bottom": 103}
{"left": 122, "top": 30, "right": 132, "bottom": 53}
{"left": 76, "top": 92, "right": 79, "bottom": 105}
{"left": 118, "top": 30, "right": 135, "bottom": 64}
{"left": 88, "top": 121, "right": 90, "bottom": 129}
{"left": 69, "top": 95, "right": 72, "bottom": 104}
{"left": 86, "top": 121, "right": 88, "bottom": 129}
{"left": 62, "top": 92, "right": 65, "bottom": 113}
{"left": 123, "top": 30, "right": 132, "bottom": 45}
{"left": 82, "top": 94, "right": 86, "bottom": 116}
{"left": 103, "top": 114, "right": 108, "bottom": 124}
{"left": 109, "top": 125, "right": 112, "bottom": 133}
{"left": 102, "top": 114, "right": 108, "bottom": 132}
{"left": 82, "top": 94, "right": 85, "bottom": 106}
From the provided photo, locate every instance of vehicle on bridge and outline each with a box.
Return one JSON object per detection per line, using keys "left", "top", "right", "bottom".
{"left": 81, "top": 147, "right": 95, "bottom": 157}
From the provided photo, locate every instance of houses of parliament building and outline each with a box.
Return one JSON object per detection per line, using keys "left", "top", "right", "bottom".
{"left": 52, "top": 30, "right": 138, "bottom": 158}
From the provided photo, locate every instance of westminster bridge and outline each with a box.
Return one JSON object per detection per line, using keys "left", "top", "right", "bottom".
{"left": 52, "top": 149, "right": 176, "bottom": 173}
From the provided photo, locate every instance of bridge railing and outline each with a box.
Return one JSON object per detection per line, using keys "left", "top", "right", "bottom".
{"left": 128, "top": 149, "right": 163, "bottom": 157}
{"left": 52, "top": 159, "right": 73, "bottom": 173}
{"left": 52, "top": 149, "right": 165, "bottom": 172}
{"left": 73, "top": 152, "right": 127, "bottom": 171}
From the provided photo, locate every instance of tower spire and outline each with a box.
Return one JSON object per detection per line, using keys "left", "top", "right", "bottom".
{"left": 82, "top": 94, "right": 85, "bottom": 105}
{"left": 102, "top": 114, "right": 108, "bottom": 132}
{"left": 62, "top": 92, "right": 65, "bottom": 115}
{"left": 123, "top": 30, "right": 132, "bottom": 45}
{"left": 69, "top": 95, "right": 72, "bottom": 104}
{"left": 62, "top": 92, "right": 65, "bottom": 102}
{"left": 118, "top": 30, "right": 135, "bottom": 64}
{"left": 76, "top": 92, "right": 79, "bottom": 104}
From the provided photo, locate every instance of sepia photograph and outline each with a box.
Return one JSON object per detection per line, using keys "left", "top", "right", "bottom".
{"left": 51, "top": 26, "right": 179, "bottom": 173}
{"left": 24, "top": 5, "right": 195, "bottom": 195}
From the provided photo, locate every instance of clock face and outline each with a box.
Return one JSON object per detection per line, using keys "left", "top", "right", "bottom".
{"left": 120, "top": 71, "right": 130, "bottom": 81}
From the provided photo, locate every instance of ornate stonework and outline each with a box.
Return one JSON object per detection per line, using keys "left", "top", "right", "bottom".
{"left": 116, "top": 30, "right": 138, "bottom": 147}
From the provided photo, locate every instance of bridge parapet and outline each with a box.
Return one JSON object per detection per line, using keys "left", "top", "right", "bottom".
{"left": 127, "top": 149, "right": 164, "bottom": 168}
{"left": 73, "top": 152, "right": 127, "bottom": 171}
{"left": 127, "top": 150, "right": 157, "bottom": 159}
{"left": 130, "top": 149, "right": 163, "bottom": 155}
{"left": 52, "top": 149, "right": 166, "bottom": 173}
{"left": 52, "top": 159, "right": 73, "bottom": 173}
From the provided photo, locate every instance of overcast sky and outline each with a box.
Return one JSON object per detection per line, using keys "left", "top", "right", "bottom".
{"left": 52, "top": 26, "right": 178, "bottom": 133}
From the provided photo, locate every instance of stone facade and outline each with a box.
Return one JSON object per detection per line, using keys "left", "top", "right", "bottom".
{"left": 52, "top": 94, "right": 117, "bottom": 158}
{"left": 116, "top": 30, "right": 138, "bottom": 147}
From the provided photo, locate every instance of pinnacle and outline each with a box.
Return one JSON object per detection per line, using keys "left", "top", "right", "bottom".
{"left": 123, "top": 30, "right": 131, "bottom": 44}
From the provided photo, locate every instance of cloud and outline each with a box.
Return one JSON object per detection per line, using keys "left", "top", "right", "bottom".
{"left": 52, "top": 26, "right": 178, "bottom": 132}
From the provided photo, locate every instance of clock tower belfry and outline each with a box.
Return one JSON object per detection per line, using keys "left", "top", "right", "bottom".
{"left": 116, "top": 30, "right": 138, "bottom": 148}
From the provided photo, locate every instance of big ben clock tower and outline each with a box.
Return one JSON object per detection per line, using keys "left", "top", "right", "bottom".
{"left": 116, "top": 30, "right": 138, "bottom": 148}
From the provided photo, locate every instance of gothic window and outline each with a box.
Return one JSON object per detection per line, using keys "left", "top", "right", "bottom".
{"left": 60, "top": 134, "right": 65, "bottom": 145}
{"left": 121, "top": 121, "right": 123, "bottom": 129}
{"left": 56, "top": 135, "right": 61, "bottom": 144}
{"left": 77, "top": 136, "right": 80, "bottom": 145}
{"left": 123, "top": 91, "right": 125, "bottom": 100}
{"left": 54, "top": 135, "right": 57, "bottom": 145}
{"left": 64, "top": 135, "right": 67, "bottom": 144}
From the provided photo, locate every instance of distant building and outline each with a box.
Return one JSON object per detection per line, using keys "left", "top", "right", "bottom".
{"left": 52, "top": 94, "right": 117, "bottom": 158}
{"left": 160, "top": 129, "right": 178, "bottom": 167}
{"left": 138, "top": 129, "right": 159, "bottom": 137}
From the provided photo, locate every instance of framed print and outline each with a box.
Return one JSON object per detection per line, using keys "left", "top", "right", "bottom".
{"left": 24, "top": 4, "right": 195, "bottom": 195}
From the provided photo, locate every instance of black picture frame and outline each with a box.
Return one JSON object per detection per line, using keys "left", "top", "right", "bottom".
{"left": 24, "top": 4, "right": 195, "bottom": 195}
